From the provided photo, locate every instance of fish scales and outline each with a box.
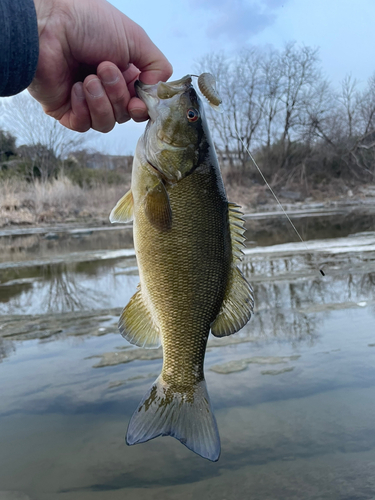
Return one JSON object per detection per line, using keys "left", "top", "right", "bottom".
{"left": 110, "top": 74, "right": 254, "bottom": 461}
{"left": 135, "top": 164, "right": 231, "bottom": 388}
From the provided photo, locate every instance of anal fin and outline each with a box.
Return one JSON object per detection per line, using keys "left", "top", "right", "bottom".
{"left": 119, "top": 286, "right": 160, "bottom": 348}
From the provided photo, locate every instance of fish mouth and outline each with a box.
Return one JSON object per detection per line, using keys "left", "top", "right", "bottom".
{"left": 134, "top": 80, "right": 157, "bottom": 111}
{"left": 135, "top": 76, "right": 193, "bottom": 103}
{"left": 134, "top": 80, "right": 146, "bottom": 100}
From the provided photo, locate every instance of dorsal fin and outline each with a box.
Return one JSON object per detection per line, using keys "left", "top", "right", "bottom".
{"left": 210, "top": 202, "right": 254, "bottom": 337}
{"left": 228, "top": 202, "right": 246, "bottom": 262}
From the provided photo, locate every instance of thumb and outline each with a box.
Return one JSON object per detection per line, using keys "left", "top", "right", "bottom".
{"left": 124, "top": 22, "right": 173, "bottom": 84}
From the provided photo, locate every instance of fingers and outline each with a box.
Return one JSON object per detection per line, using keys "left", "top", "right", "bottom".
{"left": 59, "top": 82, "right": 91, "bottom": 132}
{"left": 97, "top": 62, "right": 132, "bottom": 124}
{"left": 123, "top": 64, "right": 148, "bottom": 122}
{"left": 61, "top": 63, "right": 134, "bottom": 133}
{"left": 128, "top": 97, "right": 148, "bottom": 122}
{"left": 83, "top": 75, "right": 116, "bottom": 133}
{"left": 58, "top": 61, "right": 153, "bottom": 133}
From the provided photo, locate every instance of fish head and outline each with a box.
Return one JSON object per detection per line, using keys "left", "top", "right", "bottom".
{"left": 135, "top": 75, "right": 207, "bottom": 183}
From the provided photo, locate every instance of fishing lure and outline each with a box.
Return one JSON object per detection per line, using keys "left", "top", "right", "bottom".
{"left": 197, "top": 73, "right": 223, "bottom": 113}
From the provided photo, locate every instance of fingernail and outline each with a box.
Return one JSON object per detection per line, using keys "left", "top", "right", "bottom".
{"left": 74, "top": 82, "right": 85, "bottom": 100}
{"left": 100, "top": 66, "right": 119, "bottom": 85}
{"left": 86, "top": 78, "right": 104, "bottom": 98}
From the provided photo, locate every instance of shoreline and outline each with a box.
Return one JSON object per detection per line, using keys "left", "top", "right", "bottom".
{"left": 1, "top": 181, "right": 375, "bottom": 232}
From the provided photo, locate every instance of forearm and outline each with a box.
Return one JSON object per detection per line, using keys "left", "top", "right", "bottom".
{"left": 0, "top": 0, "right": 39, "bottom": 96}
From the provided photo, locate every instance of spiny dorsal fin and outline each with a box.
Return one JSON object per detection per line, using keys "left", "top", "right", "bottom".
{"left": 119, "top": 285, "right": 161, "bottom": 348}
{"left": 228, "top": 202, "right": 246, "bottom": 263}
{"left": 210, "top": 202, "right": 254, "bottom": 337}
{"left": 110, "top": 189, "right": 134, "bottom": 224}
{"left": 144, "top": 181, "right": 172, "bottom": 231}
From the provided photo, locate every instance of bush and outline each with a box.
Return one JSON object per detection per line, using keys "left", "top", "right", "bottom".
{"left": 65, "top": 166, "right": 130, "bottom": 188}
{"left": 0, "top": 129, "right": 17, "bottom": 161}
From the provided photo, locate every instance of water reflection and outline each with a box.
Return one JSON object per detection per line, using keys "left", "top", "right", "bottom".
{"left": 0, "top": 233, "right": 374, "bottom": 362}
{"left": 41, "top": 263, "right": 98, "bottom": 311}
{"left": 244, "top": 209, "right": 375, "bottom": 246}
{"left": 0, "top": 259, "right": 138, "bottom": 316}
{"left": 0, "top": 208, "right": 373, "bottom": 265}
{"left": 1, "top": 212, "right": 375, "bottom": 498}
{"left": 0, "top": 225, "right": 133, "bottom": 264}
{"left": 0, "top": 337, "right": 14, "bottom": 363}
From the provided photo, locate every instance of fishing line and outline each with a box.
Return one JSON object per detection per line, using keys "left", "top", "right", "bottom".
{"left": 233, "top": 129, "right": 325, "bottom": 276}
{"left": 192, "top": 73, "right": 325, "bottom": 277}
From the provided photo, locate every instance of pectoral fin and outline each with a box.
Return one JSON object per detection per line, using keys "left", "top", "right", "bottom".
{"left": 119, "top": 285, "right": 161, "bottom": 348}
{"left": 144, "top": 181, "right": 172, "bottom": 231}
{"left": 110, "top": 189, "right": 134, "bottom": 223}
{"left": 211, "top": 202, "right": 254, "bottom": 337}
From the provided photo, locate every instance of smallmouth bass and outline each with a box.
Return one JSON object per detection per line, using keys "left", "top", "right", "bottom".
{"left": 110, "top": 74, "right": 254, "bottom": 461}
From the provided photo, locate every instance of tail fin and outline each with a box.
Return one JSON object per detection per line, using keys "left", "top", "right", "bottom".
{"left": 126, "top": 375, "right": 221, "bottom": 461}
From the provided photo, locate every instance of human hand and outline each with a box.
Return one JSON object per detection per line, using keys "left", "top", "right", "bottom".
{"left": 30, "top": 0, "right": 172, "bottom": 133}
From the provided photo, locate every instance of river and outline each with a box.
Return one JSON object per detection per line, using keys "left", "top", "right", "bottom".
{"left": 0, "top": 207, "right": 374, "bottom": 500}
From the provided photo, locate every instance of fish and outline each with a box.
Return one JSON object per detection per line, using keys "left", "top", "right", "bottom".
{"left": 110, "top": 74, "right": 254, "bottom": 461}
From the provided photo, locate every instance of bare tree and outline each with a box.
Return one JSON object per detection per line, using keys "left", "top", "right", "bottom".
{"left": 304, "top": 74, "right": 375, "bottom": 181}
{"left": 273, "top": 43, "right": 322, "bottom": 173}
{"left": 259, "top": 48, "right": 283, "bottom": 153}
{"left": 197, "top": 44, "right": 326, "bottom": 185}
{"left": 196, "top": 49, "right": 264, "bottom": 173}
{"left": 1, "top": 92, "right": 87, "bottom": 180}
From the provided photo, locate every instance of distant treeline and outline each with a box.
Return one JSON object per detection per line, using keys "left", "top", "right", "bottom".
{"left": 2, "top": 42, "right": 375, "bottom": 194}
{"left": 0, "top": 128, "right": 132, "bottom": 186}
{"left": 197, "top": 42, "right": 375, "bottom": 191}
{"left": 0, "top": 92, "right": 132, "bottom": 186}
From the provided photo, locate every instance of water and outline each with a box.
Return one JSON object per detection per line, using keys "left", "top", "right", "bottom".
{"left": 0, "top": 208, "right": 375, "bottom": 499}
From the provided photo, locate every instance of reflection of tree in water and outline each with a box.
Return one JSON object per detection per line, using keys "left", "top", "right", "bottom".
{"left": 0, "top": 257, "right": 135, "bottom": 316}
{"left": 243, "top": 278, "right": 319, "bottom": 346}
{"left": 0, "top": 338, "right": 15, "bottom": 362}
{"left": 42, "top": 262, "right": 99, "bottom": 312}
{"left": 240, "top": 252, "right": 375, "bottom": 345}
{"left": 362, "top": 271, "right": 375, "bottom": 291}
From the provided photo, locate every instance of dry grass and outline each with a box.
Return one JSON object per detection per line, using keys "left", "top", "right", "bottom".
{"left": 0, "top": 176, "right": 128, "bottom": 226}
{"left": 1, "top": 175, "right": 374, "bottom": 228}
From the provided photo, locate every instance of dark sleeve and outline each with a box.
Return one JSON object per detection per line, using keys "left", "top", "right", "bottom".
{"left": 0, "top": 0, "right": 39, "bottom": 96}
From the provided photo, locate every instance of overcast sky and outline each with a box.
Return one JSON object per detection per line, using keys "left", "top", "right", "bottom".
{"left": 3, "top": 0, "right": 375, "bottom": 156}
{"left": 94, "top": 0, "right": 375, "bottom": 155}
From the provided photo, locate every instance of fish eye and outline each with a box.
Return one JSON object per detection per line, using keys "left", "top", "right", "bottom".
{"left": 186, "top": 108, "right": 199, "bottom": 122}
